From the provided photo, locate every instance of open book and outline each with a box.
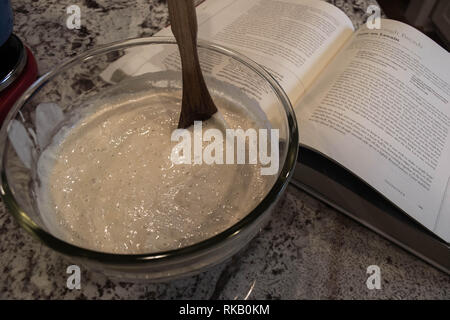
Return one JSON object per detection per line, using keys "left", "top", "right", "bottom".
{"left": 102, "top": 0, "right": 450, "bottom": 272}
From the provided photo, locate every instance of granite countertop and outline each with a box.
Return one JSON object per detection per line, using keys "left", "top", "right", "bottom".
{"left": 1, "top": 0, "right": 449, "bottom": 300}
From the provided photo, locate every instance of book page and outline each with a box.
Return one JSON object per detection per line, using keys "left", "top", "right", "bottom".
{"left": 193, "top": 0, "right": 355, "bottom": 103}
{"left": 101, "top": 0, "right": 354, "bottom": 104}
{"left": 297, "top": 19, "right": 450, "bottom": 241}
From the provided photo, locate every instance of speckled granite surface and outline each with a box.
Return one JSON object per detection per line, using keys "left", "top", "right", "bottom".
{"left": 1, "top": 0, "right": 449, "bottom": 299}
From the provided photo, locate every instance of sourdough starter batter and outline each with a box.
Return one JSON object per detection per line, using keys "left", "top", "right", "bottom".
{"left": 36, "top": 91, "right": 274, "bottom": 254}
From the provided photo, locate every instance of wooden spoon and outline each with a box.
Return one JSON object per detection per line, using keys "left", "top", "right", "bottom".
{"left": 168, "top": 0, "right": 218, "bottom": 129}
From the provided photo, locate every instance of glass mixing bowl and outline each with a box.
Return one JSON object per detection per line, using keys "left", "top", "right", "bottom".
{"left": 0, "top": 37, "right": 298, "bottom": 281}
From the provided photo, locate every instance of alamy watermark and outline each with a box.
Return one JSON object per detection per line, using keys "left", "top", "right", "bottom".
{"left": 366, "top": 5, "right": 381, "bottom": 30}
{"left": 66, "top": 265, "right": 81, "bottom": 289}
{"left": 66, "top": 5, "right": 81, "bottom": 30}
{"left": 170, "top": 122, "right": 279, "bottom": 176}
{"left": 366, "top": 265, "right": 381, "bottom": 290}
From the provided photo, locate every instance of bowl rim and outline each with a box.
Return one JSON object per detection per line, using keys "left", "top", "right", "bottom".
{"left": 0, "top": 37, "right": 299, "bottom": 264}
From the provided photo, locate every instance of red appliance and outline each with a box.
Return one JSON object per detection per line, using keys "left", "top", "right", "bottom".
{"left": 0, "top": 34, "right": 38, "bottom": 124}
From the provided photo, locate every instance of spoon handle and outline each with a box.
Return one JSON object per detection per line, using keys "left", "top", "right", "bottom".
{"left": 168, "top": 0, "right": 218, "bottom": 128}
{"left": 168, "top": 0, "right": 198, "bottom": 61}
